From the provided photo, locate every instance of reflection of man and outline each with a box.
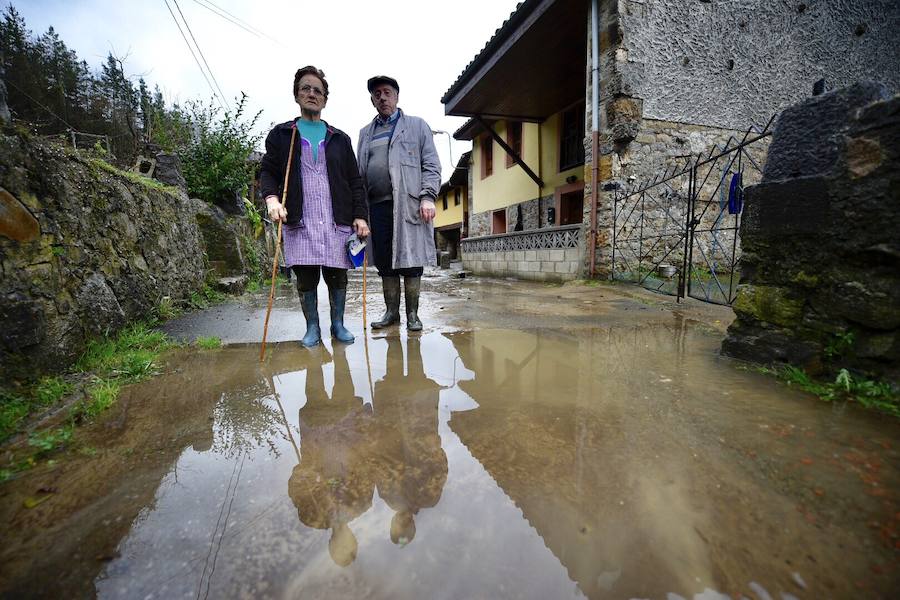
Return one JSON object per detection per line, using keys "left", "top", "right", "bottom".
{"left": 372, "top": 336, "right": 448, "bottom": 546}
{"left": 287, "top": 346, "right": 374, "bottom": 567}
{"left": 358, "top": 75, "right": 441, "bottom": 331}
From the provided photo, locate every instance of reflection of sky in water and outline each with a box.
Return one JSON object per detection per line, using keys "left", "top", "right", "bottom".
{"left": 91, "top": 327, "right": 854, "bottom": 599}
{"left": 95, "top": 333, "right": 579, "bottom": 600}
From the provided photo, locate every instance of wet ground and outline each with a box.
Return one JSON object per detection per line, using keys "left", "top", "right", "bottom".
{"left": 1, "top": 270, "right": 898, "bottom": 599}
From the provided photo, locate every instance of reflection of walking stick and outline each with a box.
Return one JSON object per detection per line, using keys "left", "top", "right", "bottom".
{"left": 362, "top": 254, "right": 376, "bottom": 405}
{"left": 267, "top": 373, "right": 301, "bottom": 462}
{"left": 260, "top": 126, "right": 298, "bottom": 362}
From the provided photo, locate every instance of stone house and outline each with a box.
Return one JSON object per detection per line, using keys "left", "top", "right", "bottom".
{"left": 441, "top": 0, "right": 900, "bottom": 283}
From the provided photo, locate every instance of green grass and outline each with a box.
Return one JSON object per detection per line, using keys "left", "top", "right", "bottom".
{"left": 87, "top": 158, "right": 181, "bottom": 197}
{"left": 155, "top": 295, "right": 181, "bottom": 320}
{"left": 76, "top": 322, "right": 170, "bottom": 374}
{"left": 196, "top": 336, "right": 222, "bottom": 349}
{"left": 188, "top": 285, "right": 226, "bottom": 310}
{"left": 761, "top": 365, "right": 900, "bottom": 417}
{"left": 0, "top": 376, "right": 73, "bottom": 443}
{"left": 28, "top": 426, "right": 73, "bottom": 455}
{"left": 245, "top": 278, "right": 262, "bottom": 293}
{"left": 78, "top": 380, "right": 121, "bottom": 419}
{"left": 1, "top": 322, "right": 177, "bottom": 479}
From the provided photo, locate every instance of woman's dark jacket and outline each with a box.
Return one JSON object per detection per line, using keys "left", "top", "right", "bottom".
{"left": 258, "top": 119, "right": 367, "bottom": 226}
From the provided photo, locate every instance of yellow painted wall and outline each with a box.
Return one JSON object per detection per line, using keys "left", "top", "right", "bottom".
{"left": 471, "top": 110, "right": 584, "bottom": 214}
{"left": 434, "top": 185, "right": 466, "bottom": 228}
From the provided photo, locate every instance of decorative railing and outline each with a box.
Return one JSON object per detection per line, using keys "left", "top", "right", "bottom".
{"left": 461, "top": 225, "right": 580, "bottom": 253}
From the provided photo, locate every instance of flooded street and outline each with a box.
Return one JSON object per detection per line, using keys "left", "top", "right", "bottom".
{"left": 1, "top": 278, "right": 898, "bottom": 599}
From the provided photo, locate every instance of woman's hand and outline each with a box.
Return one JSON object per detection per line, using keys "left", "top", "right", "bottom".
{"left": 353, "top": 218, "right": 370, "bottom": 238}
{"left": 265, "top": 196, "right": 287, "bottom": 223}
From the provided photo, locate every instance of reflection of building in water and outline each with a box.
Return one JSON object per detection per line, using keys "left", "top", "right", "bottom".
{"left": 287, "top": 337, "right": 448, "bottom": 565}
{"left": 447, "top": 327, "right": 710, "bottom": 599}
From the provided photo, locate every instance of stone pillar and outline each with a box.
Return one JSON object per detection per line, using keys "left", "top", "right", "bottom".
{"left": 722, "top": 82, "right": 900, "bottom": 383}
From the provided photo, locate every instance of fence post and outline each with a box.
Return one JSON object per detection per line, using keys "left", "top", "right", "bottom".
{"left": 679, "top": 166, "right": 695, "bottom": 301}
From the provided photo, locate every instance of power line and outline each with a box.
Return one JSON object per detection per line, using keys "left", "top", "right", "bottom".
{"left": 162, "top": 0, "right": 225, "bottom": 109}
{"left": 170, "top": 0, "right": 228, "bottom": 105}
{"left": 188, "top": 0, "right": 287, "bottom": 48}
{"left": 189, "top": 0, "right": 261, "bottom": 39}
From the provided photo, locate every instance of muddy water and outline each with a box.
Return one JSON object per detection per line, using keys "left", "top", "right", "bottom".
{"left": 1, "top": 321, "right": 898, "bottom": 599}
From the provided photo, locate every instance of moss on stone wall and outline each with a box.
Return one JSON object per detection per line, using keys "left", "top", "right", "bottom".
{"left": 732, "top": 284, "right": 804, "bottom": 328}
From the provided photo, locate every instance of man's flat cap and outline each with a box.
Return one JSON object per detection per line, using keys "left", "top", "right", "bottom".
{"left": 367, "top": 75, "right": 399, "bottom": 93}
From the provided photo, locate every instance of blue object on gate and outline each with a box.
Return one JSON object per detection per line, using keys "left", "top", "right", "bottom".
{"left": 347, "top": 233, "right": 366, "bottom": 268}
{"left": 728, "top": 172, "right": 743, "bottom": 215}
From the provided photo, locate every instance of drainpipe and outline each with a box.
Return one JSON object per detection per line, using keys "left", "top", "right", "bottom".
{"left": 589, "top": 0, "right": 600, "bottom": 278}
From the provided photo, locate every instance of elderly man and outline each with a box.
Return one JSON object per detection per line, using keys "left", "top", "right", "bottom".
{"left": 358, "top": 75, "right": 441, "bottom": 331}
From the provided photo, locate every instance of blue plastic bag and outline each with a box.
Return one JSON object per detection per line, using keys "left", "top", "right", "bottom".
{"left": 347, "top": 233, "right": 366, "bottom": 268}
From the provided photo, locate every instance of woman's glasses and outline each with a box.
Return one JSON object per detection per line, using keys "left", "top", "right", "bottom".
{"left": 299, "top": 84, "right": 325, "bottom": 98}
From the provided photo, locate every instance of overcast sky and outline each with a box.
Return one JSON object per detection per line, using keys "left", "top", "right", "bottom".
{"left": 14, "top": 0, "right": 522, "bottom": 180}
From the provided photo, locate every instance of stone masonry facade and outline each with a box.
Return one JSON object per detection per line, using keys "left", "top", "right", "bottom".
{"left": 0, "top": 130, "right": 207, "bottom": 382}
{"left": 586, "top": 0, "right": 900, "bottom": 279}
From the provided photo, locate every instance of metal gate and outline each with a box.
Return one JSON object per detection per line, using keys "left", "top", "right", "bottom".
{"left": 612, "top": 117, "right": 775, "bottom": 305}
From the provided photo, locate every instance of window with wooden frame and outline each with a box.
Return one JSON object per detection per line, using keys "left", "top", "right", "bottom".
{"left": 454, "top": 188, "right": 460, "bottom": 206}
{"left": 480, "top": 135, "right": 493, "bottom": 179}
{"left": 442, "top": 192, "right": 448, "bottom": 211}
{"left": 505, "top": 121, "right": 523, "bottom": 168}
{"left": 559, "top": 103, "right": 585, "bottom": 172}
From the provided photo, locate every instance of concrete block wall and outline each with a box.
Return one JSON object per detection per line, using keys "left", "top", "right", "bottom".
{"left": 462, "top": 246, "right": 582, "bottom": 282}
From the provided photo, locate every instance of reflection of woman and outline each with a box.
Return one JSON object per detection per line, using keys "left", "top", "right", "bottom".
{"left": 287, "top": 345, "right": 374, "bottom": 567}
{"left": 373, "top": 336, "right": 448, "bottom": 546}
{"left": 259, "top": 66, "right": 369, "bottom": 348}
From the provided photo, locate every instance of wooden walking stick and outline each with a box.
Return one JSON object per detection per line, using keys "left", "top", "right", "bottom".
{"left": 260, "top": 126, "right": 298, "bottom": 362}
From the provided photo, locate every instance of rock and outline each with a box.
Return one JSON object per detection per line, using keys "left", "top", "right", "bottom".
{"left": 153, "top": 152, "right": 188, "bottom": 195}
{"left": 215, "top": 275, "right": 248, "bottom": 295}
{"left": 76, "top": 273, "right": 126, "bottom": 336}
{"left": 190, "top": 198, "right": 253, "bottom": 278}
{"left": 214, "top": 189, "right": 245, "bottom": 216}
{"left": 0, "top": 187, "right": 40, "bottom": 242}
{"left": 762, "top": 82, "right": 890, "bottom": 182}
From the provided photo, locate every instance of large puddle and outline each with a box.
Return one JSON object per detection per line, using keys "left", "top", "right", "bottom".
{"left": 2, "top": 321, "right": 898, "bottom": 598}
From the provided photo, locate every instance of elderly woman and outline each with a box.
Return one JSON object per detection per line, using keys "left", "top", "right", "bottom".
{"left": 259, "top": 66, "right": 369, "bottom": 347}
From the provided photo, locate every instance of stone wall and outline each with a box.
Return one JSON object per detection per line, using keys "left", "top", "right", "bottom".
{"left": 618, "top": 0, "right": 900, "bottom": 130}
{"left": 722, "top": 83, "right": 900, "bottom": 383}
{"left": 466, "top": 194, "right": 555, "bottom": 239}
{"left": 587, "top": 0, "right": 899, "bottom": 278}
{"left": 609, "top": 118, "right": 770, "bottom": 276}
{"left": 0, "top": 130, "right": 207, "bottom": 382}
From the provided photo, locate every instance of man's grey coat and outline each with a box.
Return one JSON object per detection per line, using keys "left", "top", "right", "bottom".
{"left": 358, "top": 110, "right": 441, "bottom": 270}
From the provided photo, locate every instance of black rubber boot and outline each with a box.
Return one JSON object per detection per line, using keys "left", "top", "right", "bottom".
{"left": 371, "top": 276, "right": 401, "bottom": 329}
{"left": 404, "top": 276, "right": 422, "bottom": 331}
{"left": 329, "top": 287, "right": 355, "bottom": 343}
{"left": 300, "top": 290, "right": 321, "bottom": 347}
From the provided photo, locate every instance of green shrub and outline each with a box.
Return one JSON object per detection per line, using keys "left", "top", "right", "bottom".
{"left": 179, "top": 94, "right": 262, "bottom": 205}
{"left": 763, "top": 365, "right": 899, "bottom": 417}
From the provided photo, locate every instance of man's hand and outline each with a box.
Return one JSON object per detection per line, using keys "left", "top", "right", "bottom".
{"left": 353, "top": 218, "right": 370, "bottom": 238}
{"left": 420, "top": 199, "right": 436, "bottom": 223}
{"left": 265, "top": 196, "right": 287, "bottom": 223}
